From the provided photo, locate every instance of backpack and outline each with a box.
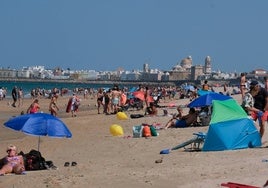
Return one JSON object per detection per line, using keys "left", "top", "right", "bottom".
{"left": 23, "top": 150, "right": 48, "bottom": 171}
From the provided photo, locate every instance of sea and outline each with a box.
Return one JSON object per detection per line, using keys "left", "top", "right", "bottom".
{"left": 0, "top": 80, "right": 139, "bottom": 98}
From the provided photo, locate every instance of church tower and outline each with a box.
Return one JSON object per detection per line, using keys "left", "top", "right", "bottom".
{"left": 204, "top": 56, "right": 212, "bottom": 74}
{"left": 143, "top": 63, "right": 149, "bottom": 73}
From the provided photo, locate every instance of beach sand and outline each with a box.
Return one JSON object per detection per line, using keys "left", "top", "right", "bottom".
{"left": 0, "top": 89, "right": 268, "bottom": 188}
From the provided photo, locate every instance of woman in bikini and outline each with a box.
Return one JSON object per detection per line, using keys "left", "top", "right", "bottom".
{"left": 97, "top": 88, "right": 104, "bottom": 114}
{"left": 49, "top": 96, "right": 59, "bottom": 116}
{"left": 0, "top": 145, "right": 25, "bottom": 175}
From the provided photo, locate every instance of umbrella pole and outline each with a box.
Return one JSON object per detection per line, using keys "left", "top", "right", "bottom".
{"left": 38, "top": 136, "right": 40, "bottom": 151}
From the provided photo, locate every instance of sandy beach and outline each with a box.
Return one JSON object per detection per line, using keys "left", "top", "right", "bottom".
{"left": 0, "top": 88, "right": 268, "bottom": 188}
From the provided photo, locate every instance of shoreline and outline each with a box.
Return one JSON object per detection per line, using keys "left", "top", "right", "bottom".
{"left": 0, "top": 78, "right": 177, "bottom": 86}
{"left": 0, "top": 77, "right": 241, "bottom": 87}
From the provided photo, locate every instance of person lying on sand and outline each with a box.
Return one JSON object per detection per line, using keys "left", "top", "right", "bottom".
{"left": 164, "top": 107, "right": 198, "bottom": 129}
{"left": 0, "top": 145, "right": 25, "bottom": 175}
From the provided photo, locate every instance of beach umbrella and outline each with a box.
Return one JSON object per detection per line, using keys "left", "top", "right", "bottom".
{"left": 197, "top": 90, "right": 213, "bottom": 96}
{"left": 133, "top": 91, "right": 145, "bottom": 101}
{"left": 129, "top": 87, "right": 137, "bottom": 93}
{"left": 133, "top": 91, "right": 154, "bottom": 103}
{"left": 146, "top": 95, "right": 154, "bottom": 103}
{"left": 183, "top": 85, "right": 195, "bottom": 91}
{"left": 4, "top": 113, "right": 72, "bottom": 151}
{"left": 187, "top": 92, "right": 232, "bottom": 108}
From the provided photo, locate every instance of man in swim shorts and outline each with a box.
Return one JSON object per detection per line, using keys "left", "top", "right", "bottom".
{"left": 164, "top": 108, "right": 198, "bottom": 129}
{"left": 111, "top": 85, "right": 121, "bottom": 114}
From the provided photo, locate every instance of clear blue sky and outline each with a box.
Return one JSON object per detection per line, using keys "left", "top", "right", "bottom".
{"left": 1, "top": 0, "right": 267, "bottom": 73}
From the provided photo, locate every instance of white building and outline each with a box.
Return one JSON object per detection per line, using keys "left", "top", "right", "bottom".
{"left": 120, "top": 71, "right": 141, "bottom": 81}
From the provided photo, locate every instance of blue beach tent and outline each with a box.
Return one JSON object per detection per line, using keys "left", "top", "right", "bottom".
{"left": 202, "top": 99, "right": 261, "bottom": 151}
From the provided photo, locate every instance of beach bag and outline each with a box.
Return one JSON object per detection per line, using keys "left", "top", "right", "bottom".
{"left": 23, "top": 150, "right": 48, "bottom": 171}
{"left": 143, "top": 125, "right": 151, "bottom": 137}
{"left": 150, "top": 125, "right": 158, "bottom": 136}
{"left": 132, "top": 125, "right": 143, "bottom": 138}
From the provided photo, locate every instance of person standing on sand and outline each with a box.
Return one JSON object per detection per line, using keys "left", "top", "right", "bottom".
{"left": 252, "top": 80, "right": 268, "bottom": 139}
{"left": 241, "top": 81, "right": 261, "bottom": 120}
{"left": 202, "top": 80, "right": 209, "bottom": 91}
{"left": 264, "top": 76, "right": 268, "bottom": 92}
{"left": 49, "top": 96, "right": 59, "bottom": 116}
{"left": 0, "top": 87, "right": 4, "bottom": 101}
{"left": 144, "top": 86, "right": 150, "bottom": 108}
{"left": 240, "top": 72, "right": 247, "bottom": 99}
{"left": 84, "top": 88, "right": 89, "bottom": 100}
{"left": 71, "top": 93, "right": 80, "bottom": 117}
{"left": 18, "top": 88, "right": 24, "bottom": 107}
{"left": 242, "top": 80, "right": 268, "bottom": 139}
{"left": 103, "top": 89, "right": 111, "bottom": 115}
{"left": 111, "top": 85, "right": 121, "bottom": 114}
{"left": 96, "top": 88, "right": 104, "bottom": 114}
{"left": 11, "top": 86, "right": 18, "bottom": 107}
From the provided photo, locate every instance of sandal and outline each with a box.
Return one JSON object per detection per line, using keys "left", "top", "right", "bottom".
{"left": 71, "top": 162, "right": 77, "bottom": 166}
{"left": 64, "top": 162, "right": 70, "bottom": 167}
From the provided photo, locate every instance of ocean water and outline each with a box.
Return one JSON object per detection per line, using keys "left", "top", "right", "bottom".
{"left": 0, "top": 80, "right": 136, "bottom": 98}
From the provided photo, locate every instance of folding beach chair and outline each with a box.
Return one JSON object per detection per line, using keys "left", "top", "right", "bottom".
{"left": 160, "top": 132, "right": 206, "bottom": 154}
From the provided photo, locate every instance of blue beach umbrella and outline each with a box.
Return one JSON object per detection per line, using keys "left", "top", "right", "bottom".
{"left": 188, "top": 92, "right": 232, "bottom": 108}
{"left": 129, "top": 87, "right": 138, "bottom": 93}
{"left": 183, "top": 85, "right": 195, "bottom": 91}
{"left": 197, "top": 90, "right": 214, "bottom": 96}
{"left": 4, "top": 113, "right": 72, "bottom": 151}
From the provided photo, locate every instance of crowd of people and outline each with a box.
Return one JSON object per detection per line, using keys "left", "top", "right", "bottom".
{"left": 93, "top": 84, "right": 185, "bottom": 116}
{"left": 0, "top": 78, "right": 268, "bottom": 177}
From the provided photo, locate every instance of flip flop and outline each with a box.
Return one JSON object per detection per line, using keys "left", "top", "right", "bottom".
{"left": 64, "top": 162, "right": 70, "bottom": 167}
{"left": 71, "top": 162, "right": 77, "bottom": 166}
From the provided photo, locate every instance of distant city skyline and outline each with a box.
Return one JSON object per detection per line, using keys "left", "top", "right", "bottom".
{"left": 1, "top": 1, "right": 268, "bottom": 72}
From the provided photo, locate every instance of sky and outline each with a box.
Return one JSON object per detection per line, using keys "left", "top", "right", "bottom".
{"left": 0, "top": 0, "right": 268, "bottom": 73}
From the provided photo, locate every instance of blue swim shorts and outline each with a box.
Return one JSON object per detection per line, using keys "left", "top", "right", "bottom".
{"left": 174, "top": 119, "right": 187, "bottom": 128}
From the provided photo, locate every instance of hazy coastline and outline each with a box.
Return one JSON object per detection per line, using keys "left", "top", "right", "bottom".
{"left": 0, "top": 78, "right": 177, "bottom": 86}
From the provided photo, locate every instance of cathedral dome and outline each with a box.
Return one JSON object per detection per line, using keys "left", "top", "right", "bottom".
{"left": 172, "top": 64, "right": 183, "bottom": 71}
{"left": 180, "top": 56, "right": 192, "bottom": 69}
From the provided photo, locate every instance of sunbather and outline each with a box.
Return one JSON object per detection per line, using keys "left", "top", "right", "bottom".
{"left": 0, "top": 145, "right": 25, "bottom": 175}
{"left": 144, "top": 102, "right": 158, "bottom": 116}
{"left": 164, "top": 108, "right": 198, "bottom": 129}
